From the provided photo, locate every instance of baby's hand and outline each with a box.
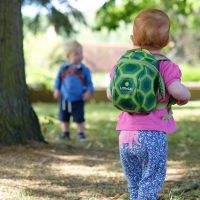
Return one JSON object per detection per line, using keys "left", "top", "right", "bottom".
{"left": 176, "top": 100, "right": 188, "bottom": 105}
{"left": 83, "top": 91, "right": 91, "bottom": 101}
{"left": 54, "top": 89, "right": 60, "bottom": 100}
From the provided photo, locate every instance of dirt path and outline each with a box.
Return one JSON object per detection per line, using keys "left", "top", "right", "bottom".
{"left": 0, "top": 143, "right": 199, "bottom": 200}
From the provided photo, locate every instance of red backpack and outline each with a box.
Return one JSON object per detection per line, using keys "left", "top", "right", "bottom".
{"left": 61, "top": 65, "right": 86, "bottom": 86}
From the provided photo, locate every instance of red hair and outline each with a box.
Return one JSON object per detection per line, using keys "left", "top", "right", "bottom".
{"left": 133, "top": 9, "right": 170, "bottom": 50}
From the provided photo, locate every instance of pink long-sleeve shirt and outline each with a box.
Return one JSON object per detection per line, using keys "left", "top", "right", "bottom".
{"left": 110, "top": 52, "right": 182, "bottom": 134}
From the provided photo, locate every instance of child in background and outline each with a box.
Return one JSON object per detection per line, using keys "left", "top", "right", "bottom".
{"left": 107, "top": 9, "right": 191, "bottom": 200}
{"left": 54, "top": 40, "right": 94, "bottom": 141}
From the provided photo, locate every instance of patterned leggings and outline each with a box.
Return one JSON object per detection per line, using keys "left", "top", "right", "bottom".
{"left": 119, "top": 130, "right": 167, "bottom": 200}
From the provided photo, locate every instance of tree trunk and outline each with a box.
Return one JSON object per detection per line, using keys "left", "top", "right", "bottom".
{"left": 0, "top": 0, "right": 45, "bottom": 144}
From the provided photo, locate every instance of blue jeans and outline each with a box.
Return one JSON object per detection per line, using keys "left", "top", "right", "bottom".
{"left": 119, "top": 130, "right": 167, "bottom": 200}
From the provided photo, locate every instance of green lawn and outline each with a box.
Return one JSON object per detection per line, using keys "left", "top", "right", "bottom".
{"left": 0, "top": 101, "right": 199, "bottom": 200}
{"left": 33, "top": 101, "right": 200, "bottom": 199}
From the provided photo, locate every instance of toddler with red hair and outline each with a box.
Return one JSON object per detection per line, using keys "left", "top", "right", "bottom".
{"left": 108, "top": 9, "right": 191, "bottom": 200}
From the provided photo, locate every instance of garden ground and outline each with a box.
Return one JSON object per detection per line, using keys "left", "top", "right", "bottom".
{"left": 0, "top": 102, "right": 200, "bottom": 200}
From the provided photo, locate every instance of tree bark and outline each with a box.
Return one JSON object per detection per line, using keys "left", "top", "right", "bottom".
{"left": 0, "top": 0, "right": 45, "bottom": 144}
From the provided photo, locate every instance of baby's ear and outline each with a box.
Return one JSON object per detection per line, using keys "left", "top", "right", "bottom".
{"left": 167, "top": 37, "right": 175, "bottom": 48}
{"left": 130, "top": 35, "right": 135, "bottom": 45}
{"left": 130, "top": 35, "right": 134, "bottom": 41}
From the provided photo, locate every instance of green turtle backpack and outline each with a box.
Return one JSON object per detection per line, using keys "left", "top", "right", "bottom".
{"left": 110, "top": 48, "right": 169, "bottom": 113}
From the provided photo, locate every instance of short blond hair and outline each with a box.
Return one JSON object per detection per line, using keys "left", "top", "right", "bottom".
{"left": 133, "top": 9, "right": 170, "bottom": 49}
{"left": 64, "top": 40, "right": 82, "bottom": 59}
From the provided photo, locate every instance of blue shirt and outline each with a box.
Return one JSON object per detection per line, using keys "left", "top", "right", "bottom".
{"left": 54, "top": 63, "right": 94, "bottom": 101}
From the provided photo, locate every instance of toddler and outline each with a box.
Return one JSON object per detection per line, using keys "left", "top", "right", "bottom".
{"left": 108, "top": 9, "right": 191, "bottom": 200}
{"left": 54, "top": 40, "right": 94, "bottom": 141}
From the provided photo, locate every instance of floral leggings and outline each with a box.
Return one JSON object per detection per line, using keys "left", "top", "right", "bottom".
{"left": 119, "top": 130, "right": 167, "bottom": 200}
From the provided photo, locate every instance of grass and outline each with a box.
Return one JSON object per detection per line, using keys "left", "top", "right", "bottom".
{"left": 26, "top": 64, "right": 200, "bottom": 90}
{"left": 0, "top": 101, "right": 200, "bottom": 199}
{"left": 181, "top": 65, "right": 200, "bottom": 82}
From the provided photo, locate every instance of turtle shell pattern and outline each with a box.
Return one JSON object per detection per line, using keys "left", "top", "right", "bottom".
{"left": 110, "top": 49, "right": 166, "bottom": 113}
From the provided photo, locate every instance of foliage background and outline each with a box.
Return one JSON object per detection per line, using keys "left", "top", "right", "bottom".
{"left": 23, "top": 1, "right": 200, "bottom": 90}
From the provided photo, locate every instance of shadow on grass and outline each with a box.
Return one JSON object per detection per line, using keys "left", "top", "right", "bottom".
{"left": 0, "top": 143, "right": 126, "bottom": 199}
{"left": 0, "top": 102, "right": 199, "bottom": 199}
{"left": 0, "top": 142, "right": 199, "bottom": 200}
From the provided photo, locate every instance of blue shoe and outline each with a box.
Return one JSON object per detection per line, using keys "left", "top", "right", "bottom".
{"left": 77, "top": 132, "right": 87, "bottom": 141}
{"left": 59, "top": 132, "right": 70, "bottom": 140}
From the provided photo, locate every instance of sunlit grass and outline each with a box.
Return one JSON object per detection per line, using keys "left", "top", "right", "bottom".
{"left": 181, "top": 65, "right": 200, "bottom": 82}
{"left": 33, "top": 101, "right": 200, "bottom": 147}
{"left": 34, "top": 101, "right": 200, "bottom": 197}
{"left": 0, "top": 101, "right": 199, "bottom": 199}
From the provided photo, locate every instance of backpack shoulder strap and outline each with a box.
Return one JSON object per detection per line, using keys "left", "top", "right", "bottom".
{"left": 76, "top": 64, "right": 87, "bottom": 86}
{"left": 154, "top": 54, "right": 170, "bottom": 62}
{"left": 154, "top": 54, "right": 176, "bottom": 120}
{"left": 152, "top": 54, "right": 169, "bottom": 102}
{"left": 61, "top": 63, "right": 86, "bottom": 86}
{"left": 61, "top": 64, "right": 69, "bottom": 81}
